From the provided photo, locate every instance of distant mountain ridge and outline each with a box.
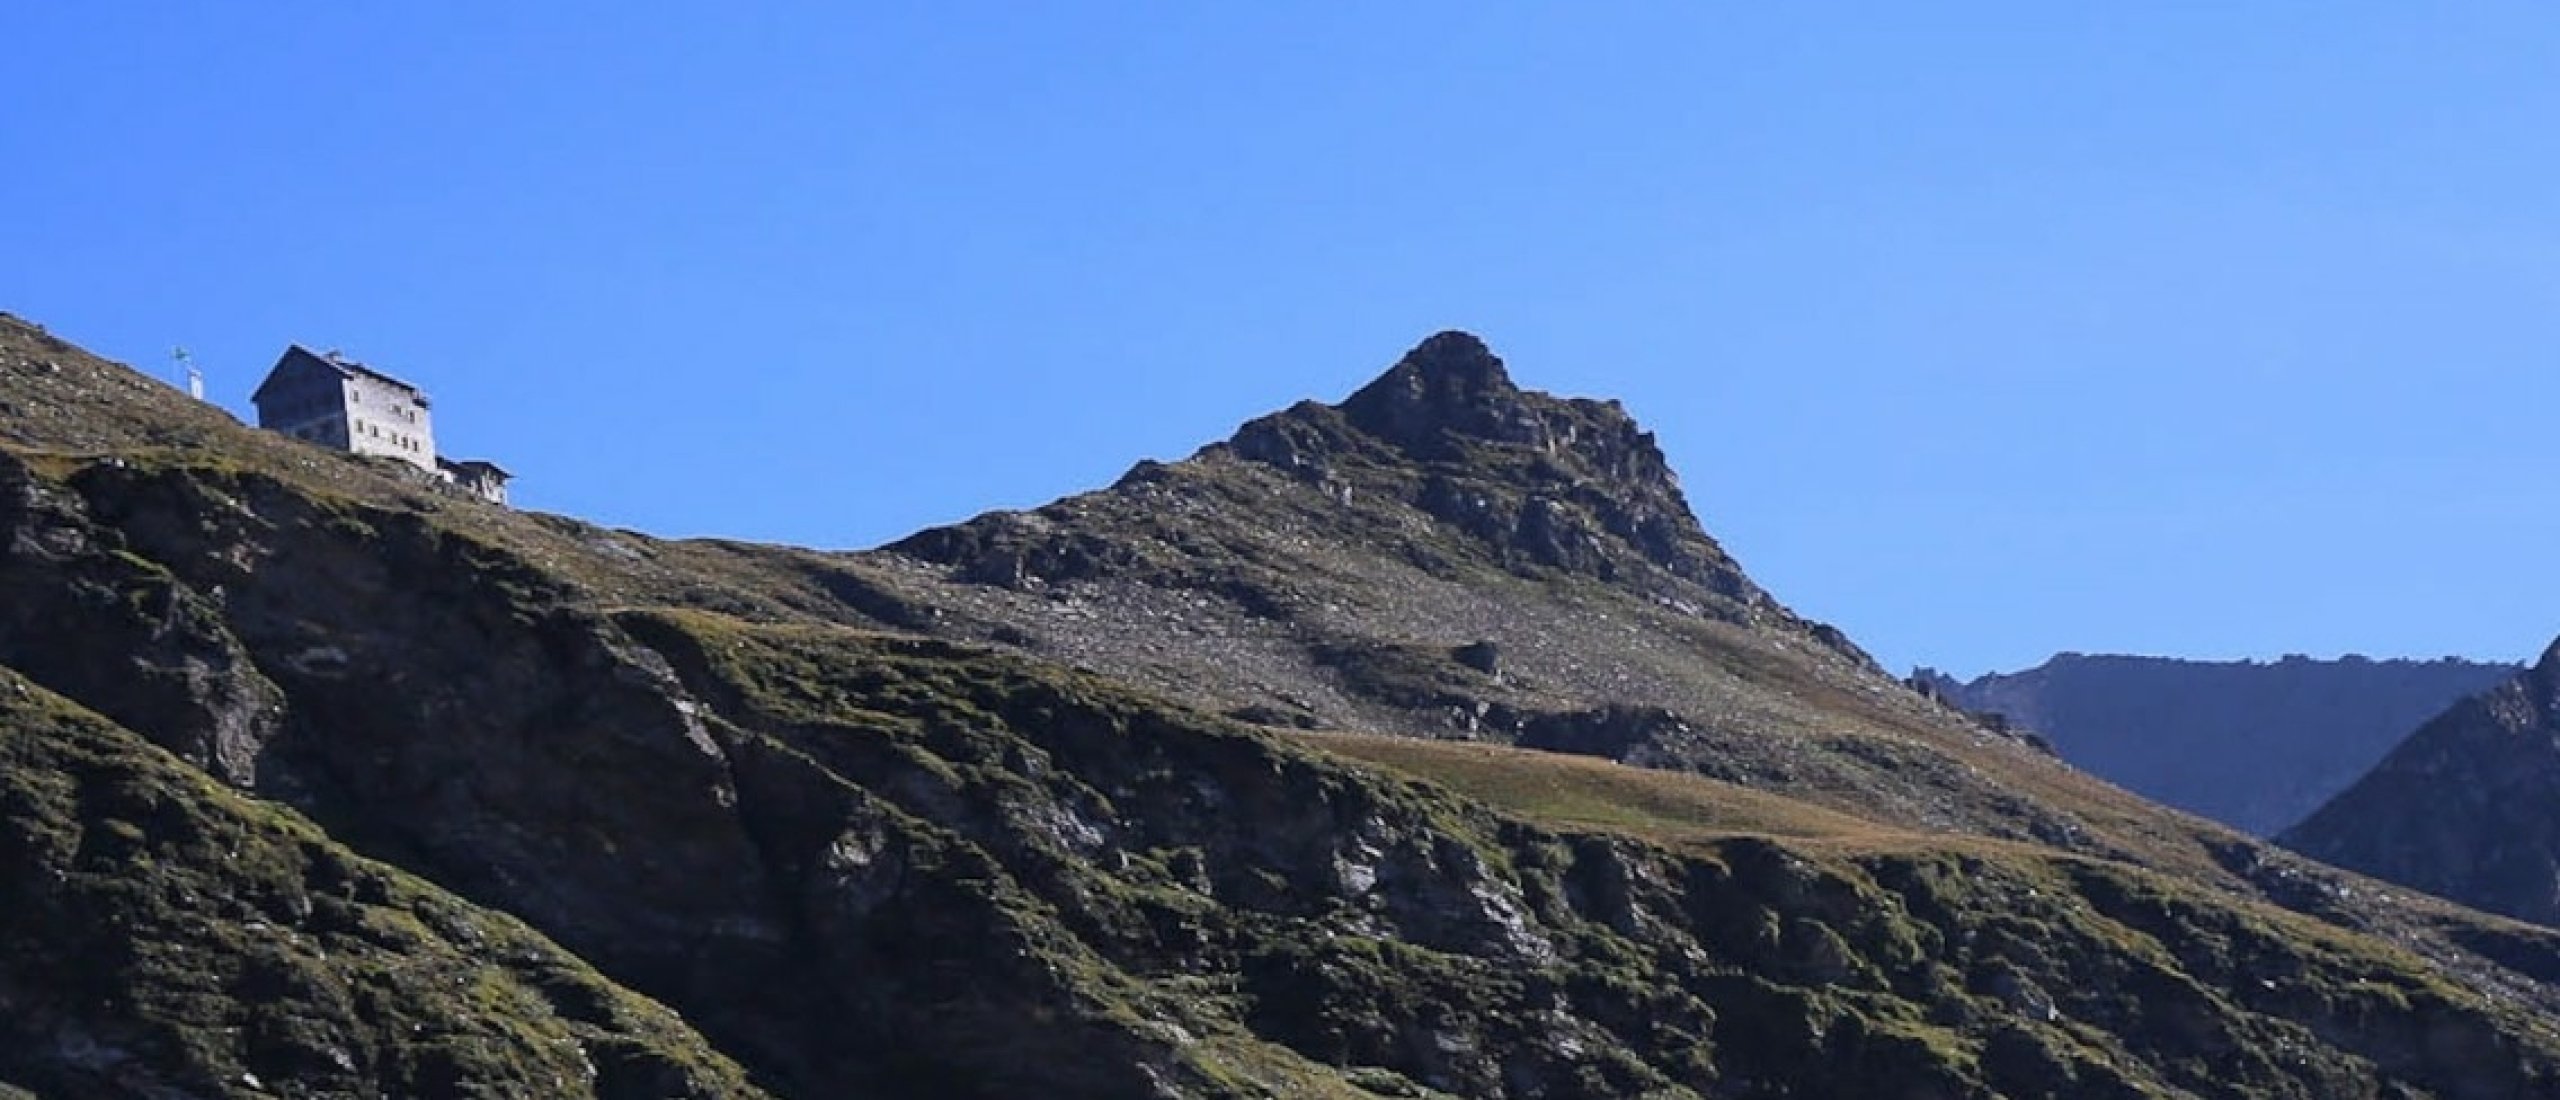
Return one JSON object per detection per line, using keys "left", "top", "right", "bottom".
{"left": 1916, "top": 653, "right": 2518, "bottom": 836}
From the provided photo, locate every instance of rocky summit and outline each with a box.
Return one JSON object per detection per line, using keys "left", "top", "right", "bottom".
{"left": 9, "top": 314, "right": 2560, "bottom": 1098}
{"left": 2284, "top": 639, "right": 2560, "bottom": 928}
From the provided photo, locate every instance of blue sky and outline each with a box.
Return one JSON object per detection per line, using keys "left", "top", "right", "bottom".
{"left": 4, "top": 5, "right": 2555, "bottom": 675}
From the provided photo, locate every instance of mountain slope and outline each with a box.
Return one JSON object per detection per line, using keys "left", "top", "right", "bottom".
{"left": 1921, "top": 655, "right": 2518, "bottom": 836}
{"left": 11, "top": 313, "right": 2560, "bottom": 1097}
{"left": 0, "top": 669, "right": 767, "bottom": 1100}
{"left": 2284, "top": 640, "right": 2560, "bottom": 928}
{"left": 867, "top": 334, "right": 2192, "bottom": 858}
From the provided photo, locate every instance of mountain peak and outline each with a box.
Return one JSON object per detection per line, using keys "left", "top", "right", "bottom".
{"left": 1193, "top": 332, "right": 1823, "bottom": 637}
{"left": 1338, "top": 331, "right": 1531, "bottom": 452}
{"left": 1389, "top": 329, "right": 1511, "bottom": 390}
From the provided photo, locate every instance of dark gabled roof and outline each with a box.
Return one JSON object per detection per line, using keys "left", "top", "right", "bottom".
{"left": 252, "top": 345, "right": 431, "bottom": 405}
{"left": 437, "top": 457, "right": 513, "bottom": 480}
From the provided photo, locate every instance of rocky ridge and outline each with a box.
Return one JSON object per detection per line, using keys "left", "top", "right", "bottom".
{"left": 2284, "top": 640, "right": 2560, "bottom": 929}
{"left": 8, "top": 314, "right": 2560, "bottom": 1097}
{"left": 873, "top": 333, "right": 2116, "bottom": 847}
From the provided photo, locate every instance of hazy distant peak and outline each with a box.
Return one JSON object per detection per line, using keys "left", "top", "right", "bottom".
{"left": 1932, "top": 651, "right": 2519, "bottom": 837}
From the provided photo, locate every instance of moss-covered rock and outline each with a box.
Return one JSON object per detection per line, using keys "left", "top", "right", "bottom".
{"left": 0, "top": 671, "right": 767, "bottom": 1099}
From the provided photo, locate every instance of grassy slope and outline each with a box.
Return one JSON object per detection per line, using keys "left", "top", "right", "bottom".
{"left": 1298, "top": 731, "right": 1891, "bottom": 847}
{"left": 634, "top": 608, "right": 2560, "bottom": 1098}
{"left": 0, "top": 314, "right": 924, "bottom": 636}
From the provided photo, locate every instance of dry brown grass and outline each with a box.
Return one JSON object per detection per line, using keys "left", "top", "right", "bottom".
{"left": 1296, "top": 730, "right": 1893, "bottom": 846}
{"left": 1291, "top": 729, "right": 2302, "bottom": 887}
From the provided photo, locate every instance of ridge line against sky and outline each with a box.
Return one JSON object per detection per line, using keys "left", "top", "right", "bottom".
{"left": 5, "top": 5, "right": 2556, "bottom": 675}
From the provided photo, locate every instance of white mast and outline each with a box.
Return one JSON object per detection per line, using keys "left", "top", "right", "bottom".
{"left": 173, "top": 347, "right": 203, "bottom": 400}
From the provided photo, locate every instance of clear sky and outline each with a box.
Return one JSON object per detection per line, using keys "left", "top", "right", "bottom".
{"left": 5, "top": 5, "right": 2555, "bottom": 676}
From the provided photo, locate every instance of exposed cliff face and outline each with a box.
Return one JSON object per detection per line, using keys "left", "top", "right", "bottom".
{"left": 1923, "top": 654, "right": 2518, "bottom": 836}
{"left": 0, "top": 671, "right": 767, "bottom": 1100}
{"left": 2284, "top": 640, "right": 2560, "bottom": 928}
{"left": 12, "top": 314, "right": 2560, "bottom": 1097}
{"left": 0, "top": 449, "right": 284, "bottom": 786}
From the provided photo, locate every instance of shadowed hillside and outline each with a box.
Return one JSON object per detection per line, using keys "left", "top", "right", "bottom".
{"left": 2286, "top": 642, "right": 2560, "bottom": 931}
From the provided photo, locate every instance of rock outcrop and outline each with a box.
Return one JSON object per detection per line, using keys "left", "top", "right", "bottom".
{"left": 2284, "top": 639, "right": 2560, "bottom": 927}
